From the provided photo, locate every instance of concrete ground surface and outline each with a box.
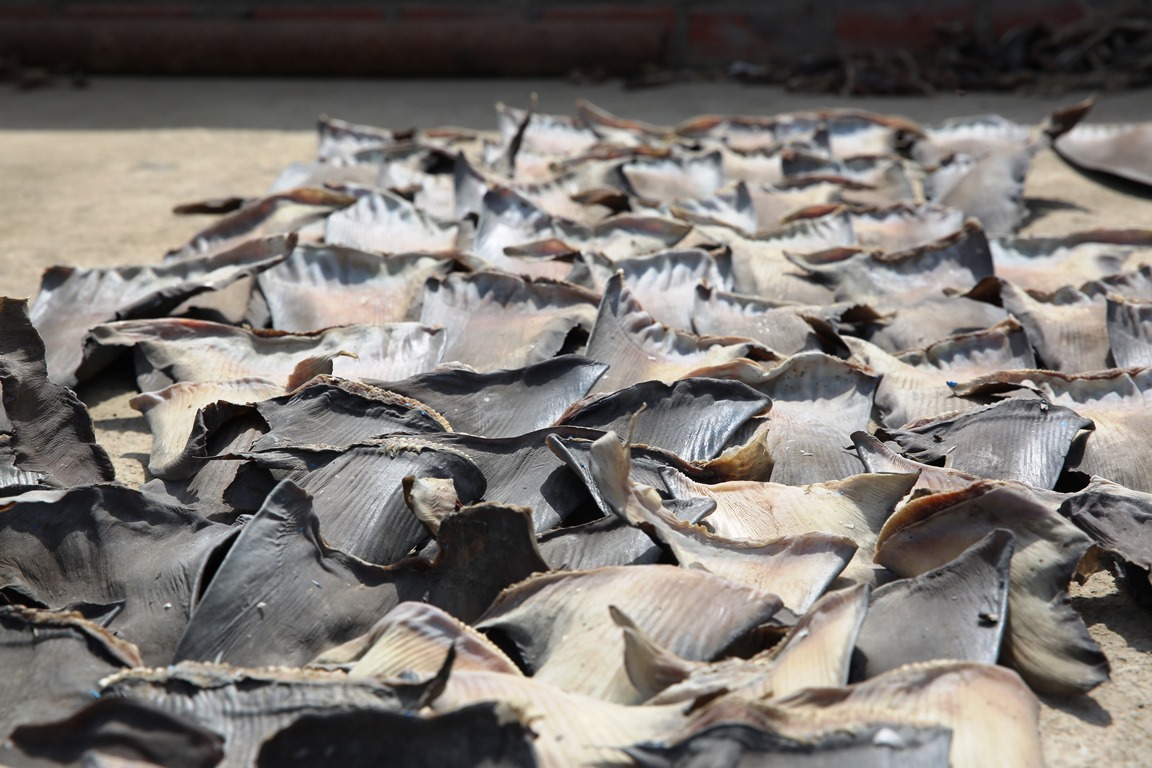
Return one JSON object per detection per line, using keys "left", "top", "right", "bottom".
{"left": 1, "top": 77, "right": 1150, "bottom": 766}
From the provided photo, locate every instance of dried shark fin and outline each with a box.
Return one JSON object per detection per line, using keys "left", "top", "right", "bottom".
{"left": 402, "top": 476, "right": 460, "bottom": 537}
{"left": 312, "top": 601, "right": 522, "bottom": 678}
{"left": 585, "top": 273, "right": 769, "bottom": 396}
{"left": 239, "top": 437, "right": 487, "bottom": 565}
{"left": 876, "top": 481, "right": 1109, "bottom": 695}
{"left": 325, "top": 190, "right": 461, "bottom": 254}
{"left": 881, "top": 397, "right": 1094, "bottom": 489}
{"left": 1055, "top": 121, "right": 1152, "bottom": 189}
{"left": 613, "top": 605, "right": 695, "bottom": 701}
{"left": 628, "top": 722, "right": 952, "bottom": 768}
{"left": 255, "top": 703, "right": 539, "bottom": 768}
{"left": 0, "top": 297, "right": 114, "bottom": 487}
{"left": 855, "top": 529, "right": 1014, "bottom": 679}
{"left": 584, "top": 430, "right": 854, "bottom": 613}
{"left": 954, "top": 368, "right": 1152, "bottom": 493}
{"left": 256, "top": 245, "right": 454, "bottom": 331}
{"left": 0, "top": 607, "right": 141, "bottom": 738}
{"left": 87, "top": 318, "right": 447, "bottom": 391}
{"left": 130, "top": 378, "right": 284, "bottom": 480}
{"left": 846, "top": 318, "right": 1034, "bottom": 429}
{"left": 556, "top": 378, "right": 771, "bottom": 462}
{"left": 378, "top": 355, "right": 607, "bottom": 438}
{"left": 35, "top": 234, "right": 293, "bottom": 386}
{"left": 475, "top": 564, "right": 783, "bottom": 704}
{"left": 431, "top": 668, "right": 685, "bottom": 766}
{"left": 420, "top": 271, "right": 597, "bottom": 371}
{"left": 4, "top": 698, "right": 224, "bottom": 768}
{"left": 787, "top": 220, "right": 994, "bottom": 305}
{"left": 660, "top": 468, "right": 918, "bottom": 585}
{"left": 766, "top": 583, "right": 870, "bottom": 699}
{"left": 100, "top": 662, "right": 419, "bottom": 768}
{"left": 990, "top": 230, "right": 1152, "bottom": 295}
{"left": 1106, "top": 294, "right": 1152, "bottom": 368}
{"left": 679, "top": 660, "right": 1042, "bottom": 768}
{"left": 0, "top": 484, "right": 236, "bottom": 666}
{"left": 752, "top": 351, "right": 878, "bottom": 483}
{"left": 174, "top": 481, "right": 547, "bottom": 668}
{"left": 1060, "top": 476, "right": 1152, "bottom": 606}
{"left": 1000, "top": 281, "right": 1109, "bottom": 373}
{"left": 252, "top": 374, "right": 449, "bottom": 452}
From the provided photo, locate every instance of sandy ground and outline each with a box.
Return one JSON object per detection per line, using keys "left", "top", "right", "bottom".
{"left": 1, "top": 77, "right": 1151, "bottom": 765}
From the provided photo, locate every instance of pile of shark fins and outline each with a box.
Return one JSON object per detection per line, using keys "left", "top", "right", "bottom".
{"left": 3, "top": 95, "right": 1152, "bottom": 767}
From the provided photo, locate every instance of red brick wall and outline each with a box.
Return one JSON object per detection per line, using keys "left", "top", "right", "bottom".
{"left": 0, "top": 1, "right": 1136, "bottom": 75}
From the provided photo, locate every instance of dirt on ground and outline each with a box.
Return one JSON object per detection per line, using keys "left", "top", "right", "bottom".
{"left": 1, "top": 78, "right": 1150, "bottom": 767}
